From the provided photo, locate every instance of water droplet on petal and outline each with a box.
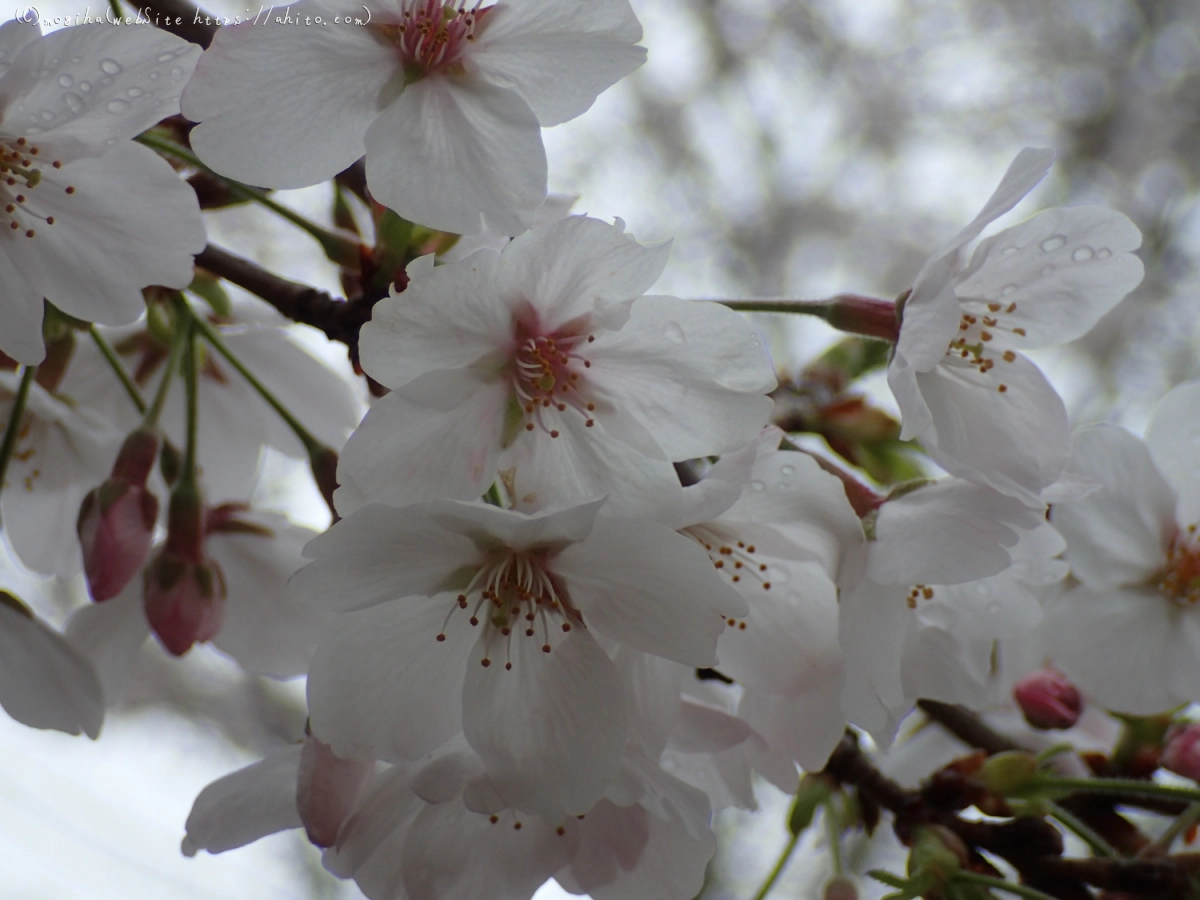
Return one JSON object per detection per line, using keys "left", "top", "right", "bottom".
{"left": 1001, "top": 246, "right": 1019, "bottom": 256}
{"left": 100, "top": 59, "right": 122, "bottom": 75}
{"left": 1040, "top": 265, "right": 1055, "bottom": 277}
{"left": 79, "top": 81, "right": 91, "bottom": 92}
{"left": 64, "top": 93, "right": 85, "bottom": 114}
{"left": 25, "top": 126, "right": 41, "bottom": 135}
{"left": 751, "top": 480, "right": 765, "bottom": 492}
{"left": 70, "top": 56, "right": 82, "bottom": 64}
{"left": 157, "top": 52, "right": 175, "bottom": 63}
{"left": 170, "top": 66, "right": 184, "bottom": 80}
{"left": 105, "top": 137, "right": 117, "bottom": 146}
{"left": 1096, "top": 248, "right": 1111, "bottom": 259}
{"left": 1000, "top": 283, "right": 1019, "bottom": 296}
{"left": 126, "top": 87, "right": 144, "bottom": 98}
{"left": 1040, "top": 234, "right": 1067, "bottom": 252}
{"left": 40, "top": 110, "right": 54, "bottom": 121}
{"left": 57, "top": 74, "right": 72, "bottom": 87}
{"left": 664, "top": 322, "right": 685, "bottom": 344}
{"left": 1072, "top": 246, "right": 1094, "bottom": 262}
{"left": 106, "top": 99, "right": 131, "bottom": 114}
{"left": 780, "top": 464, "right": 795, "bottom": 476}
{"left": 149, "top": 72, "right": 160, "bottom": 80}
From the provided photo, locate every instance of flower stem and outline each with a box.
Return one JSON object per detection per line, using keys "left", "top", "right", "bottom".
{"left": 1044, "top": 800, "right": 1120, "bottom": 858}
{"left": 951, "top": 870, "right": 1060, "bottom": 900}
{"left": 719, "top": 294, "right": 900, "bottom": 342}
{"left": 136, "top": 132, "right": 359, "bottom": 267}
{"left": 1142, "top": 801, "right": 1200, "bottom": 856}
{"left": 180, "top": 317, "right": 199, "bottom": 490}
{"left": 0, "top": 366, "right": 36, "bottom": 502}
{"left": 1023, "top": 775, "right": 1200, "bottom": 805}
{"left": 89, "top": 326, "right": 146, "bottom": 416}
{"left": 824, "top": 801, "right": 844, "bottom": 876}
{"left": 182, "top": 299, "right": 326, "bottom": 460}
{"left": 750, "top": 830, "right": 802, "bottom": 900}
{"left": 143, "top": 312, "right": 190, "bottom": 430}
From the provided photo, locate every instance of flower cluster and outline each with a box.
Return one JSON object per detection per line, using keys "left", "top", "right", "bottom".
{"left": 6, "top": 8, "right": 1200, "bottom": 900}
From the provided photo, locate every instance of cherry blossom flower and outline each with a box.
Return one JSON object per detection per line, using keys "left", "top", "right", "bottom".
{"left": 0, "top": 22, "right": 205, "bottom": 364}
{"left": 0, "top": 368, "right": 120, "bottom": 578}
{"left": 1045, "top": 381, "right": 1200, "bottom": 714}
{"left": 0, "top": 586, "right": 103, "bottom": 737}
{"left": 182, "top": 0, "right": 645, "bottom": 234}
{"left": 888, "top": 148, "right": 1144, "bottom": 501}
{"left": 837, "top": 479, "right": 1049, "bottom": 743}
{"left": 293, "top": 496, "right": 747, "bottom": 818}
{"left": 335, "top": 215, "right": 776, "bottom": 517}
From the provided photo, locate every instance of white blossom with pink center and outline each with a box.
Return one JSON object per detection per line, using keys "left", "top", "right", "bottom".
{"left": 0, "top": 22, "right": 204, "bottom": 364}
{"left": 291, "top": 496, "right": 748, "bottom": 819}
{"left": 335, "top": 216, "right": 776, "bottom": 518}
{"left": 888, "top": 147, "right": 1144, "bottom": 502}
{"left": 1046, "top": 380, "right": 1200, "bottom": 714}
{"left": 182, "top": 0, "right": 646, "bottom": 234}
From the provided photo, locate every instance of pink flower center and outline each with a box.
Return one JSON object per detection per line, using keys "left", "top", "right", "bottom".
{"left": 1160, "top": 524, "right": 1200, "bottom": 606}
{"left": 683, "top": 525, "right": 773, "bottom": 634}
{"left": 0, "top": 135, "right": 67, "bottom": 241}
{"left": 510, "top": 319, "right": 597, "bottom": 439}
{"left": 435, "top": 550, "right": 584, "bottom": 669}
{"left": 377, "top": 0, "right": 492, "bottom": 79}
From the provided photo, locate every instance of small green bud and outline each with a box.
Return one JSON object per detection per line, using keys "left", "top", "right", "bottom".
{"left": 788, "top": 774, "right": 833, "bottom": 836}
{"left": 977, "top": 750, "right": 1039, "bottom": 796}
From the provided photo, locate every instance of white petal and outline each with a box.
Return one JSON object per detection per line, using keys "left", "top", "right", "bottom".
{"left": 587, "top": 296, "right": 776, "bottom": 459}
{"left": 869, "top": 480, "right": 1041, "bottom": 586}
{"left": 402, "top": 798, "right": 576, "bottom": 900}
{"left": 322, "top": 765, "right": 422, "bottom": 890}
{"left": 838, "top": 577, "right": 909, "bottom": 737}
{"left": 0, "top": 20, "right": 41, "bottom": 75}
{"left": 1051, "top": 425, "right": 1177, "bottom": 589}
{"left": 64, "top": 580, "right": 149, "bottom": 707}
{"left": 914, "top": 351, "right": 1071, "bottom": 500}
{"left": 941, "top": 148, "right": 1056, "bottom": 258}
{"left": 470, "top": 0, "right": 644, "bottom": 126}
{"left": 496, "top": 215, "right": 670, "bottom": 328}
{"left": 553, "top": 517, "right": 747, "bottom": 666}
{"left": 0, "top": 257, "right": 44, "bottom": 364}
{"left": 358, "top": 250, "right": 510, "bottom": 389}
{"left": 0, "top": 600, "right": 104, "bottom": 737}
{"left": 334, "top": 374, "right": 510, "bottom": 516}
{"left": 500, "top": 414, "right": 683, "bottom": 519}
{"left": 8, "top": 143, "right": 204, "bottom": 326}
{"left": 307, "top": 595, "right": 470, "bottom": 761}
{"left": 956, "top": 207, "right": 1143, "bottom": 348}
{"left": 668, "top": 698, "right": 752, "bottom": 754}
{"left": 584, "top": 803, "right": 715, "bottom": 900}
{"left": 717, "top": 561, "right": 842, "bottom": 695}
{"left": 1146, "top": 380, "right": 1200, "bottom": 527}
{"left": 364, "top": 75, "right": 545, "bottom": 235}
{"left": 558, "top": 800, "right": 648, "bottom": 895}
{"left": 296, "top": 733, "right": 374, "bottom": 848}
{"left": 428, "top": 496, "right": 604, "bottom": 553}
{"left": 740, "top": 683, "right": 847, "bottom": 775}
{"left": 463, "top": 629, "right": 626, "bottom": 818}
{"left": 208, "top": 514, "right": 334, "bottom": 679}
{"left": 184, "top": 6, "right": 395, "bottom": 187}
{"left": 0, "top": 26, "right": 199, "bottom": 159}
{"left": 290, "top": 504, "right": 479, "bottom": 613}
{"left": 182, "top": 745, "right": 303, "bottom": 856}
{"left": 1044, "top": 585, "right": 1183, "bottom": 715}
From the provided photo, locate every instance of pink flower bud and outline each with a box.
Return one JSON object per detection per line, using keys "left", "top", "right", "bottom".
{"left": 143, "top": 484, "right": 224, "bottom": 656}
{"left": 824, "top": 876, "right": 859, "bottom": 900}
{"left": 78, "top": 428, "right": 161, "bottom": 602}
{"left": 1162, "top": 724, "right": 1200, "bottom": 782}
{"left": 296, "top": 731, "right": 373, "bottom": 848}
{"left": 143, "top": 552, "right": 225, "bottom": 657}
{"left": 1013, "top": 667, "right": 1083, "bottom": 730}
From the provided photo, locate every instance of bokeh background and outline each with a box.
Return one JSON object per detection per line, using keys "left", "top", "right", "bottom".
{"left": 3, "top": 0, "right": 1200, "bottom": 896}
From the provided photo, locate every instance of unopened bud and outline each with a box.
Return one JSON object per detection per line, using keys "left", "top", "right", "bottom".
{"left": 1162, "top": 723, "right": 1200, "bottom": 782}
{"left": 78, "top": 428, "right": 161, "bottom": 602}
{"left": 143, "top": 550, "right": 225, "bottom": 657}
{"left": 296, "top": 730, "right": 374, "bottom": 847}
{"left": 308, "top": 445, "right": 340, "bottom": 523}
{"left": 1014, "top": 667, "right": 1083, "bottom": 730}
{"left": 824, "top": 876, "right": 858, "bottom": 900}
{"left": 978, "top": 750, "right": 1040, "bottom": 796}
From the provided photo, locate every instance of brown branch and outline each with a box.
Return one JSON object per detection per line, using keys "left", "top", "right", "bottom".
{"left": 917, "top": 699, "right": 1023, "bottom": 755}
{"left": 195, "top": 244, "right": 392, "bottom": 359}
